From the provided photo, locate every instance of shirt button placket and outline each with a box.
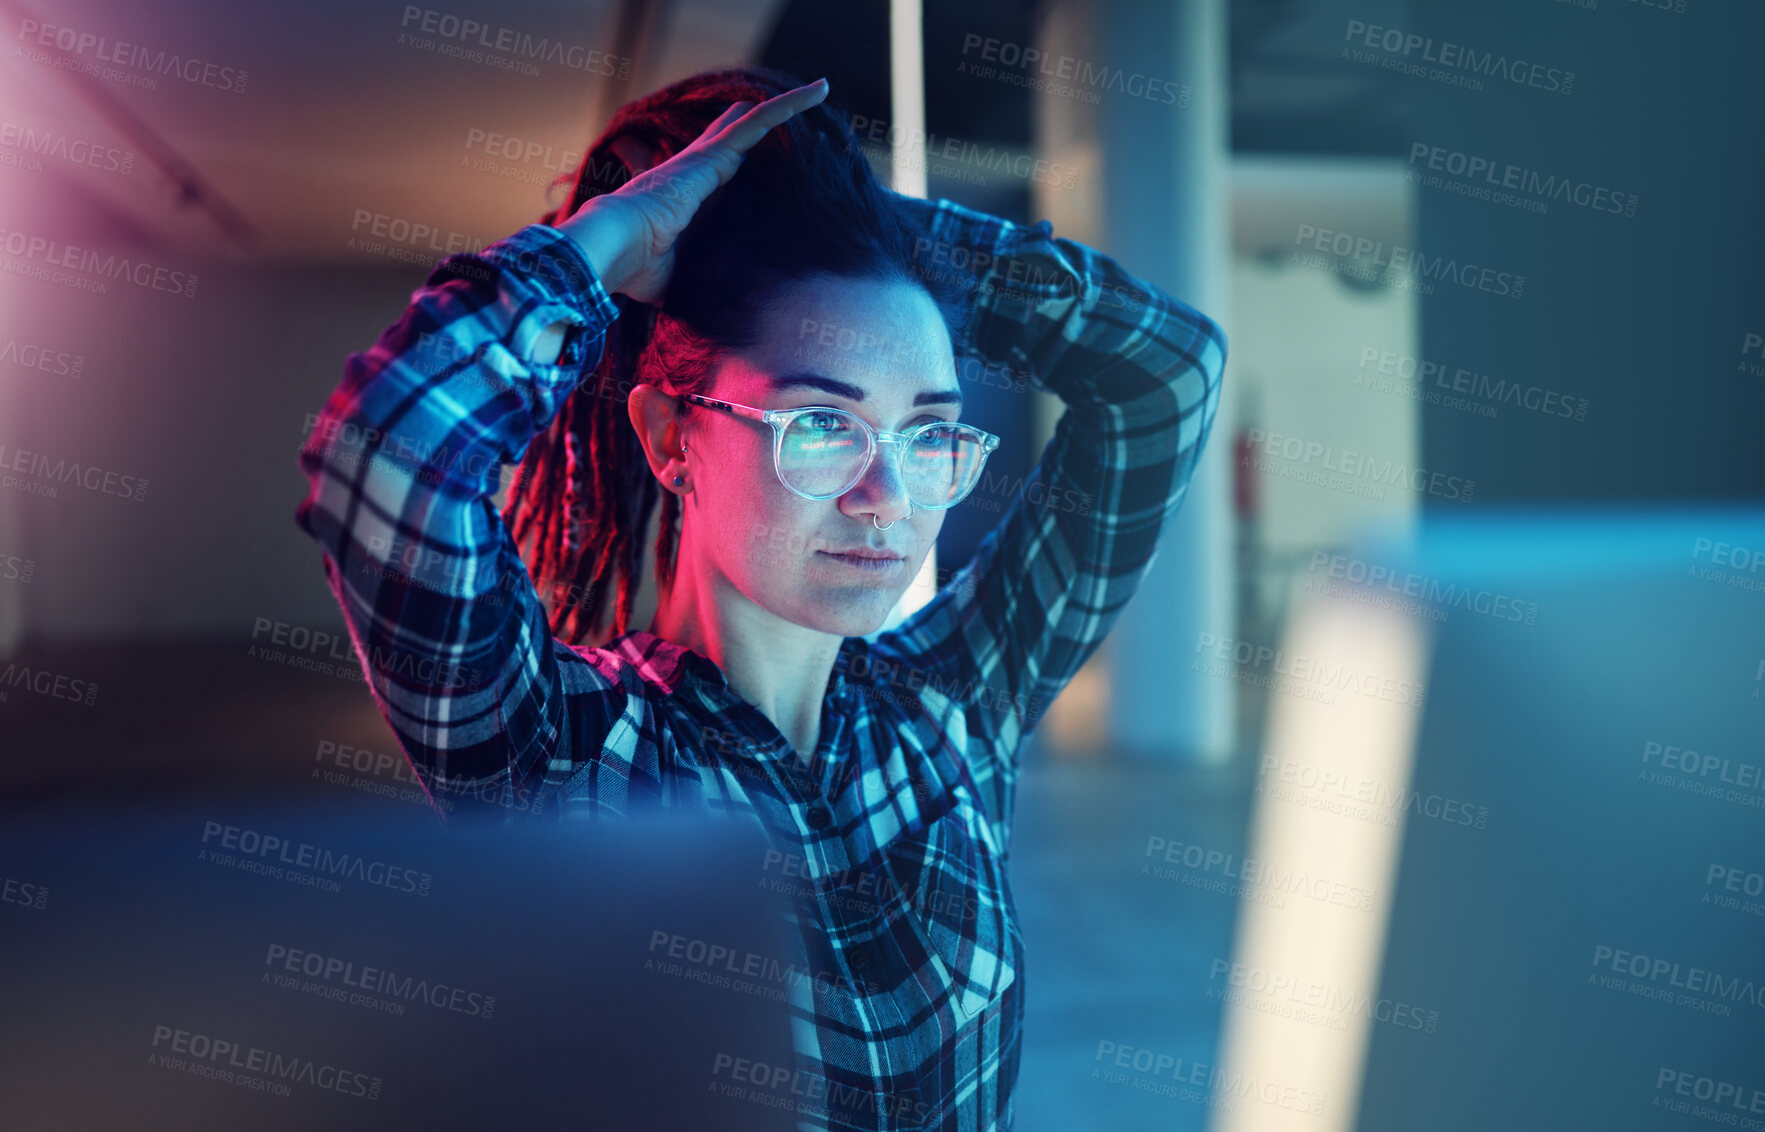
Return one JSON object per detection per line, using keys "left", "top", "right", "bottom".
{"left": 846, "top": 942, "right": 877, "bottom": 1000}
{"left": 806, "top": 804, "right": 833, "bottom": 832}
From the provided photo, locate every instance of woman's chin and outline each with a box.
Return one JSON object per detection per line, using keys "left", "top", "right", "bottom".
{"left": 784, "top": 587, "right": 905, "bottom": 638}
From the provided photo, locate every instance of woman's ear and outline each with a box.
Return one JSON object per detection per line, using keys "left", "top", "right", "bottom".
{"left": 627, "top": 384, "right": 690, "bottom": 494}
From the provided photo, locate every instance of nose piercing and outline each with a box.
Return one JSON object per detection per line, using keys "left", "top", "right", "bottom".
{"left": 873, "top": 503, "right": 911, "bottom": 530}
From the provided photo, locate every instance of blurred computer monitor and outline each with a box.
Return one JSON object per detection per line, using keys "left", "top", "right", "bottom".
{"left": 1211, "top": 509, "right": 1765, "bottom": 1132}
{"left": 1358, "top": 509, "right": 1765, "bottom": 1131}
{"left": 0, "top": 796, "right": 801, "bottom": 1131}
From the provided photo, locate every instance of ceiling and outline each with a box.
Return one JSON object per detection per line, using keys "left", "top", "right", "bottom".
{"left": 0, "top": 0, "right": 782, "bottom": 261}
{"left": 0, "top": 0, "right": 1413, "bottom": 266}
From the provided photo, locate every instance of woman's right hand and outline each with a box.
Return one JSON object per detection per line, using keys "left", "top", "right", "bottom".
{"left": 556, "top": 77, "right": 830, "bottom": 305}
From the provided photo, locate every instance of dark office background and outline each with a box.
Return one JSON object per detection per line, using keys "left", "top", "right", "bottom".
{"left": 3, "top": 2, "right": 1761, "bottom": 1129}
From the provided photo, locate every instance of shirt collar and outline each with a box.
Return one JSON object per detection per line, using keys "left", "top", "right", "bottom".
{"left": 609, "top": 629, "right": 857, "bottom": 706}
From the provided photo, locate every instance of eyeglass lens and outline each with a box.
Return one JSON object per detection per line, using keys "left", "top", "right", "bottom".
{"left": 777, "top": 409, "right": 987, "bottom": 505}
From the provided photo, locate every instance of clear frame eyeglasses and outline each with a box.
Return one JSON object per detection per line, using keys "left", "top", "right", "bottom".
{"left": 677, "top": 392, "right": 1002, "bottom": 509}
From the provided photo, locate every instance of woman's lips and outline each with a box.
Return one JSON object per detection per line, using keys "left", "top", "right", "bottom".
{"left": 816, "top": 550, "right": 906, "bottom": 573}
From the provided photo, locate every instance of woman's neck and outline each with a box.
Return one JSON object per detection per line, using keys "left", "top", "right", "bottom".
{"left": 648, "top": 561, "right": 842, "bottom": 759}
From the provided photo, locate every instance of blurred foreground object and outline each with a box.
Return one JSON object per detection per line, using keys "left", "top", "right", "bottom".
{"left": 1211, "top": 508, "right": 1765, "bottom": 1132}
{"left": 0, "top": 799, "right": 797, "bottom": 1130}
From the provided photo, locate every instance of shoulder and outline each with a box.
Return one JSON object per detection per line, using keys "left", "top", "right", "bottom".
{"left": 557, "top": 637, "right": 653, "bottom": 699}
{"left": 547, "top": 635, "right": 688, "bottom": 758}
{"left": 534, "top": 637, "right": 690, "bottom": 817}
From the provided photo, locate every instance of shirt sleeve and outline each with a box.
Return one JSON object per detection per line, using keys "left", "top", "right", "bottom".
{"left": 292, "top": 223, "right": 629, "bottom": 825}
{"left": 874, "top": 195, "right": 1228, "bottom": 836}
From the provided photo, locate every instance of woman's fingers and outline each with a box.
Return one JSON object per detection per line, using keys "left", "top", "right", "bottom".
{"left": 713, "top": 78, "right": 828, "bottom": 154}
{"left": 559, "top": 79, "right": 831, "bottom": 303}
{"left": 698, "top": 100, "right": 754, "bottom": 140}
{"left": 662, "top": 80, "right": 829, "bottom": 198}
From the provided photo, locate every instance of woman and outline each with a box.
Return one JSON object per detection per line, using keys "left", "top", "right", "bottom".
{"left": 295, "top": 65, "right": 1225, "bottom": 1132}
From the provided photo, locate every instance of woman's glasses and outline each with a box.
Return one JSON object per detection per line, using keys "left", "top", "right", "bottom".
{"left": 678, "top": 393, "right": 1001, "bottom": 508}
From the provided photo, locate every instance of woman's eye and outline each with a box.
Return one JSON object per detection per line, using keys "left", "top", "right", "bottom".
{"left": 805, "top": 411, "right": 848, "bottom": 431}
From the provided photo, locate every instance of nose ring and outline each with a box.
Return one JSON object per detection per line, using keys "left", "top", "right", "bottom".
{"left": 872, "top": 503, "right": 911, "bottom": 530}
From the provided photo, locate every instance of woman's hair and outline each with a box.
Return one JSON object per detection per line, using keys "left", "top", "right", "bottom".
{"left": 505, "top": 64, "right": 973, "bottom": 647}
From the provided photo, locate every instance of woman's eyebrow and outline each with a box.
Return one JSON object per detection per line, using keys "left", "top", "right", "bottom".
{"left": 766, "top": 371, "right": 963, "bottom": 410}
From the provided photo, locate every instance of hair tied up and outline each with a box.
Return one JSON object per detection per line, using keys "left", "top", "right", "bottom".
{"left": 508, "top": 65, "right": 971, "bottom": 649}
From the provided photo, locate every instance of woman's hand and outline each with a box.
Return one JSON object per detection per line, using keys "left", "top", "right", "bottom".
{"left": 556, "top": 77, "right": 830, "bottom": 305}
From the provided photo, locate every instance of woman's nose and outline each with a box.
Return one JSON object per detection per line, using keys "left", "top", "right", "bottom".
{"left": 846, "top": 437, "right": 914, "bottom": 521}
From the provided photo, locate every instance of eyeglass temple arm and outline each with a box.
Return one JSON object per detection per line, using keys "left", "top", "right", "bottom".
{"left": 682, "top": 393, "right": 1001, "bottom": 450}
{"left": 678, "top": 393, "right": 769, "bottom": 423}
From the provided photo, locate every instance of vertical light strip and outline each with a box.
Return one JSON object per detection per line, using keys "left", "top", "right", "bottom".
{"left": 888, "top": 0, "right": 927, "bottom": 198}
{"left": 1209, "top": 588, "right": 1430, "bottom": 1132}
{"left": 882, "top": 0, "right": 932, "bottom": 630}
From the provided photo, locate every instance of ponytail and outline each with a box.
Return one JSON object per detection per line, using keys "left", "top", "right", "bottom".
{"left": 503, "top": 283, "right": 681, "bottom": 648}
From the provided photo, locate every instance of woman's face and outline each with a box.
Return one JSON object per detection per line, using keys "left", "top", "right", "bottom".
{"left": 683, "top": 273, "right": 961, "bottom": 638}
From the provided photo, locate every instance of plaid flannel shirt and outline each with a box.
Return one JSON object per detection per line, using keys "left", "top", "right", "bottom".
{"left": 294, "top": 194, "right": 1226, "bottom": 1131}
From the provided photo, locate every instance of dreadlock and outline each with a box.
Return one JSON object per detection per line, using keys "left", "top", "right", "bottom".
{"left": 504, "top": 64, "right": 972, "bottom": 648}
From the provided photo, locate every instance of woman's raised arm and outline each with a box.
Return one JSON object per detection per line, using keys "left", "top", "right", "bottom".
{"left": 294, "top": 226, "right": 630, "bottom": 823}
{"left": 875, "top": 193, "right": 1228, "bottom": 842}
{"left": 292, "top": 79, "right": 832, "bottom": 823}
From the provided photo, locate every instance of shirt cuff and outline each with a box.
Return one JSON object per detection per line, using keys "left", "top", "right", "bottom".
{"left": 463, "top": 223, "right": 622, "bottom": 368}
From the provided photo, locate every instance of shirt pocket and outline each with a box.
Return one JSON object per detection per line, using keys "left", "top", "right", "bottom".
{"left": 882, "top": 783, "right": 1020, "bottom": 1026}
